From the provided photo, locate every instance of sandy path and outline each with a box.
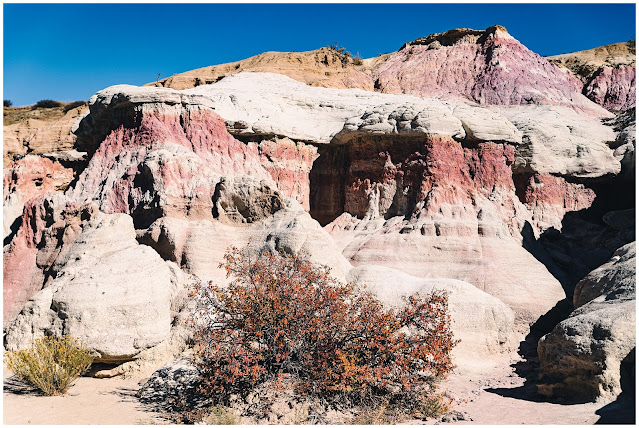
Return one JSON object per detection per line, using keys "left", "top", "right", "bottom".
{"left": 3, "top": 375, "right": 164, "bottom": 425}
{"left": 3, "top": 353, "right": 632, "bottom": 425}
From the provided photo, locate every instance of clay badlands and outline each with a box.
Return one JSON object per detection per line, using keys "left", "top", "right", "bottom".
{"left": 3, "top": 25, "right": 635, "bottom": 424}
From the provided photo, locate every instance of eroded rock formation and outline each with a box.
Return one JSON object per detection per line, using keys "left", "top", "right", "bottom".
{"left": 2, "top": 28, "right": 634, "bottom": 406}
{"left": 538, "top": 243, "right": 636, "bottom": 402}
{"left": 548, "top": 41, "right": 636, "bottom": 112}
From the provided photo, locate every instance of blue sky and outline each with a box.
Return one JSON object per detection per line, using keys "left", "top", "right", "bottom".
{"left": 3, "top": 3, "right": 636, "bottom": 106}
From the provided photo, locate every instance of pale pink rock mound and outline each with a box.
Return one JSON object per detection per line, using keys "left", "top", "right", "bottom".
{"left": 373, "top": 26, "right": 609, "bottom": 116}
{"left": 584, "top": 65, "right": 636, "bottom": 112}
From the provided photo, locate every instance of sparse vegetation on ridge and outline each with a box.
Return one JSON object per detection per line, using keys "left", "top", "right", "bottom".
{"left": 33, "top": 99, "right": 62, "bottom": 109}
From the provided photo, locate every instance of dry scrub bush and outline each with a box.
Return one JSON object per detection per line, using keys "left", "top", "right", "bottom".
{"left": 189, "top": 247, "right": 458, "bottom": 419}
{"left": 63, "top": 100, "right": 87, "bottom": 113}
{"left": 5, "top": 336, "right": 93, "bottom": 395}
{"left": 32, "top": 99, "right": 62, "bottom": 109}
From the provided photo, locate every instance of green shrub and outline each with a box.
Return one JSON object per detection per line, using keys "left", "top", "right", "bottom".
{"left": 32, "top": 99, "right": 62, "bottom": 109}
{"left": 63, "top": 100, "right": 87, "bottom": 113}
{"left": 4, "top": 100, "right": 12, "bottom": 107}
{"left": 203, "top": 405, "right": 240, "bottom": 425}
{"left": 5, "top": 336, "right": 94, "bottom": 395}
{"left": 190, "top": 248, "right": 458, "bottom": 418}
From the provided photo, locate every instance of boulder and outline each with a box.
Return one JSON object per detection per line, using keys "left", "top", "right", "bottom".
{"left": 538, "top": 242, "right": 636, "bottom": 402}
{"left": 573, "top": 242, "right": 636, "bottom": 309}
{"left": 347, "top": 265, "right": 517, "bottom": 365}
{"left": 213, "top": 175, "right": 285, "bottom": 224}
{"left": 4, "top": 210, "right": 181, "bottom": 363}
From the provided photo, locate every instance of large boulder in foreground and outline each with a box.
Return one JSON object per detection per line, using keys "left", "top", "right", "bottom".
{"left": 5, "top": 210, "right": 182, "bottom": 363}
{"left": 537, "top": 242, "right": 636, "bottom": 402}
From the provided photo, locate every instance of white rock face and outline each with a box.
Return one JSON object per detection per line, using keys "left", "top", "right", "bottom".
{"left": 538, "top": 242, "right": 636, "bottom": 403}
{"left": 193, "top": 72, "right": 617, "bottom": 177}
{"left": 87, "top": 73, "right": 621, "bottom": 179}
{"left": 328, "top": 214, "right": 565, "bottom": 332}
{"left": 5, "top": 212, "right": 179, "bottom": 363}
{"left": 140, "top": 199, "right": 353, "bottom": 285}
{"left": 573, "top": 242, "right": 636, "bottom": 309}
{"left": 348, "top": 265, "right": 517, "bottom": 365}
{"left": 499, "top": 105, "right": 619, "bottom": 177}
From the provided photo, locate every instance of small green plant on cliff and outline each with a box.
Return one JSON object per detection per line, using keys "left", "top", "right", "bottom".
{"left": 189, "top": 247, "right": 458, "bottom": 419}
{"left": 5, "top": 336, "right": 94, "bottom": 396}
{"left": 4, "top": 99, "right": 12, "bottom": 107}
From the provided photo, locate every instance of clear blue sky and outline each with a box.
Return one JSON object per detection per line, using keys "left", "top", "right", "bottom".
{"left": 3, "top": 3, "right": 636, "bottom": 107}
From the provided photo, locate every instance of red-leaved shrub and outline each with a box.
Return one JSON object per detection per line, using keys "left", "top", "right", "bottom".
{"left": 189, "top": 247, "right": 458, "bottom": 417}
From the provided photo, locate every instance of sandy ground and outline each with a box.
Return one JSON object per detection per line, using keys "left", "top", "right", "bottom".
{"left": 3, "top": 352, "right": 634, "bottom": 425}
{"left": 3, "top": 375, "right": 164, "bottom": 425}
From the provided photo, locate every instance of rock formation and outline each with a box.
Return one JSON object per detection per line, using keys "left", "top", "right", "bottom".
{"left": 3, "top": 103, "right": 87, "bottom": 167}
{"left": 150, "top": 26, "right": 616, "bottom": 117}
{"left": 538, "top": 242, "right": 636, "bottom": 402}
{"left": 5, "top": 207, "right": 183, "bottom": 363}
{"left": 147, "top": 47, "right": 378, "bottom": 91}
{"left": 548, "top": 41, "right": 636, "bottom": 112}
{"left": 3, "top": 155, "right": 74, "bottom": 240}
{"left": 2, "top": 26, "right": 634, "bottom": 408}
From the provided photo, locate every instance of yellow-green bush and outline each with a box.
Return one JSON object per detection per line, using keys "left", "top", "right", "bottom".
{"left": 5, "top": 336, "right": 93, "bottom": 395}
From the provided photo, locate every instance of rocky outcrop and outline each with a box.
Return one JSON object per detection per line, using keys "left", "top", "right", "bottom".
{"left": 3, "top": 155, "right": 74, "bottom": 240}
{"left": 373, "top": 26, "right": 608, "bottom": 115}
{"left": 548, "top": 42, "right": 635, "bottom": 81}
{"left": 317, "top": 135, "right": 564, "bottom": 329}
{"left": 71, "top": 85, "right": 316, "bottom": 212}
{"left": 548, "top": 41, "right": 636, "bottom": 112}
{"left": 498, "top": 105, "right": 618, "bottom": 178}
{"left": 606, "top": 107, "right": 636, "bottom": 180}
{"left": 3, "top": 31, "right": 632, "bottom": 382}
{"left": 5, "top": 208, "right": 183, "bottom": 363}
{"left": 187, "top": 72, "right": 619, "bottom": 180}
{"left": 516, "top": 173, "right": 596, "bottom": 232}
{"left": 3, "top": 104, "right": 87, "bottom": 167}
{"left": 537, "top": 242, "right": 636, "bottom": 402}
{"left": 150, "top": 26, "right": 614, "bottom": 117}
{"left": 583, "top": 65, "right": 636, "bottom": 112}
{"left": 148, "top": 47, "right": 378, "bottom": 91}
{"left": 3, "top": 192, "right": 71, "bottom": 324}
